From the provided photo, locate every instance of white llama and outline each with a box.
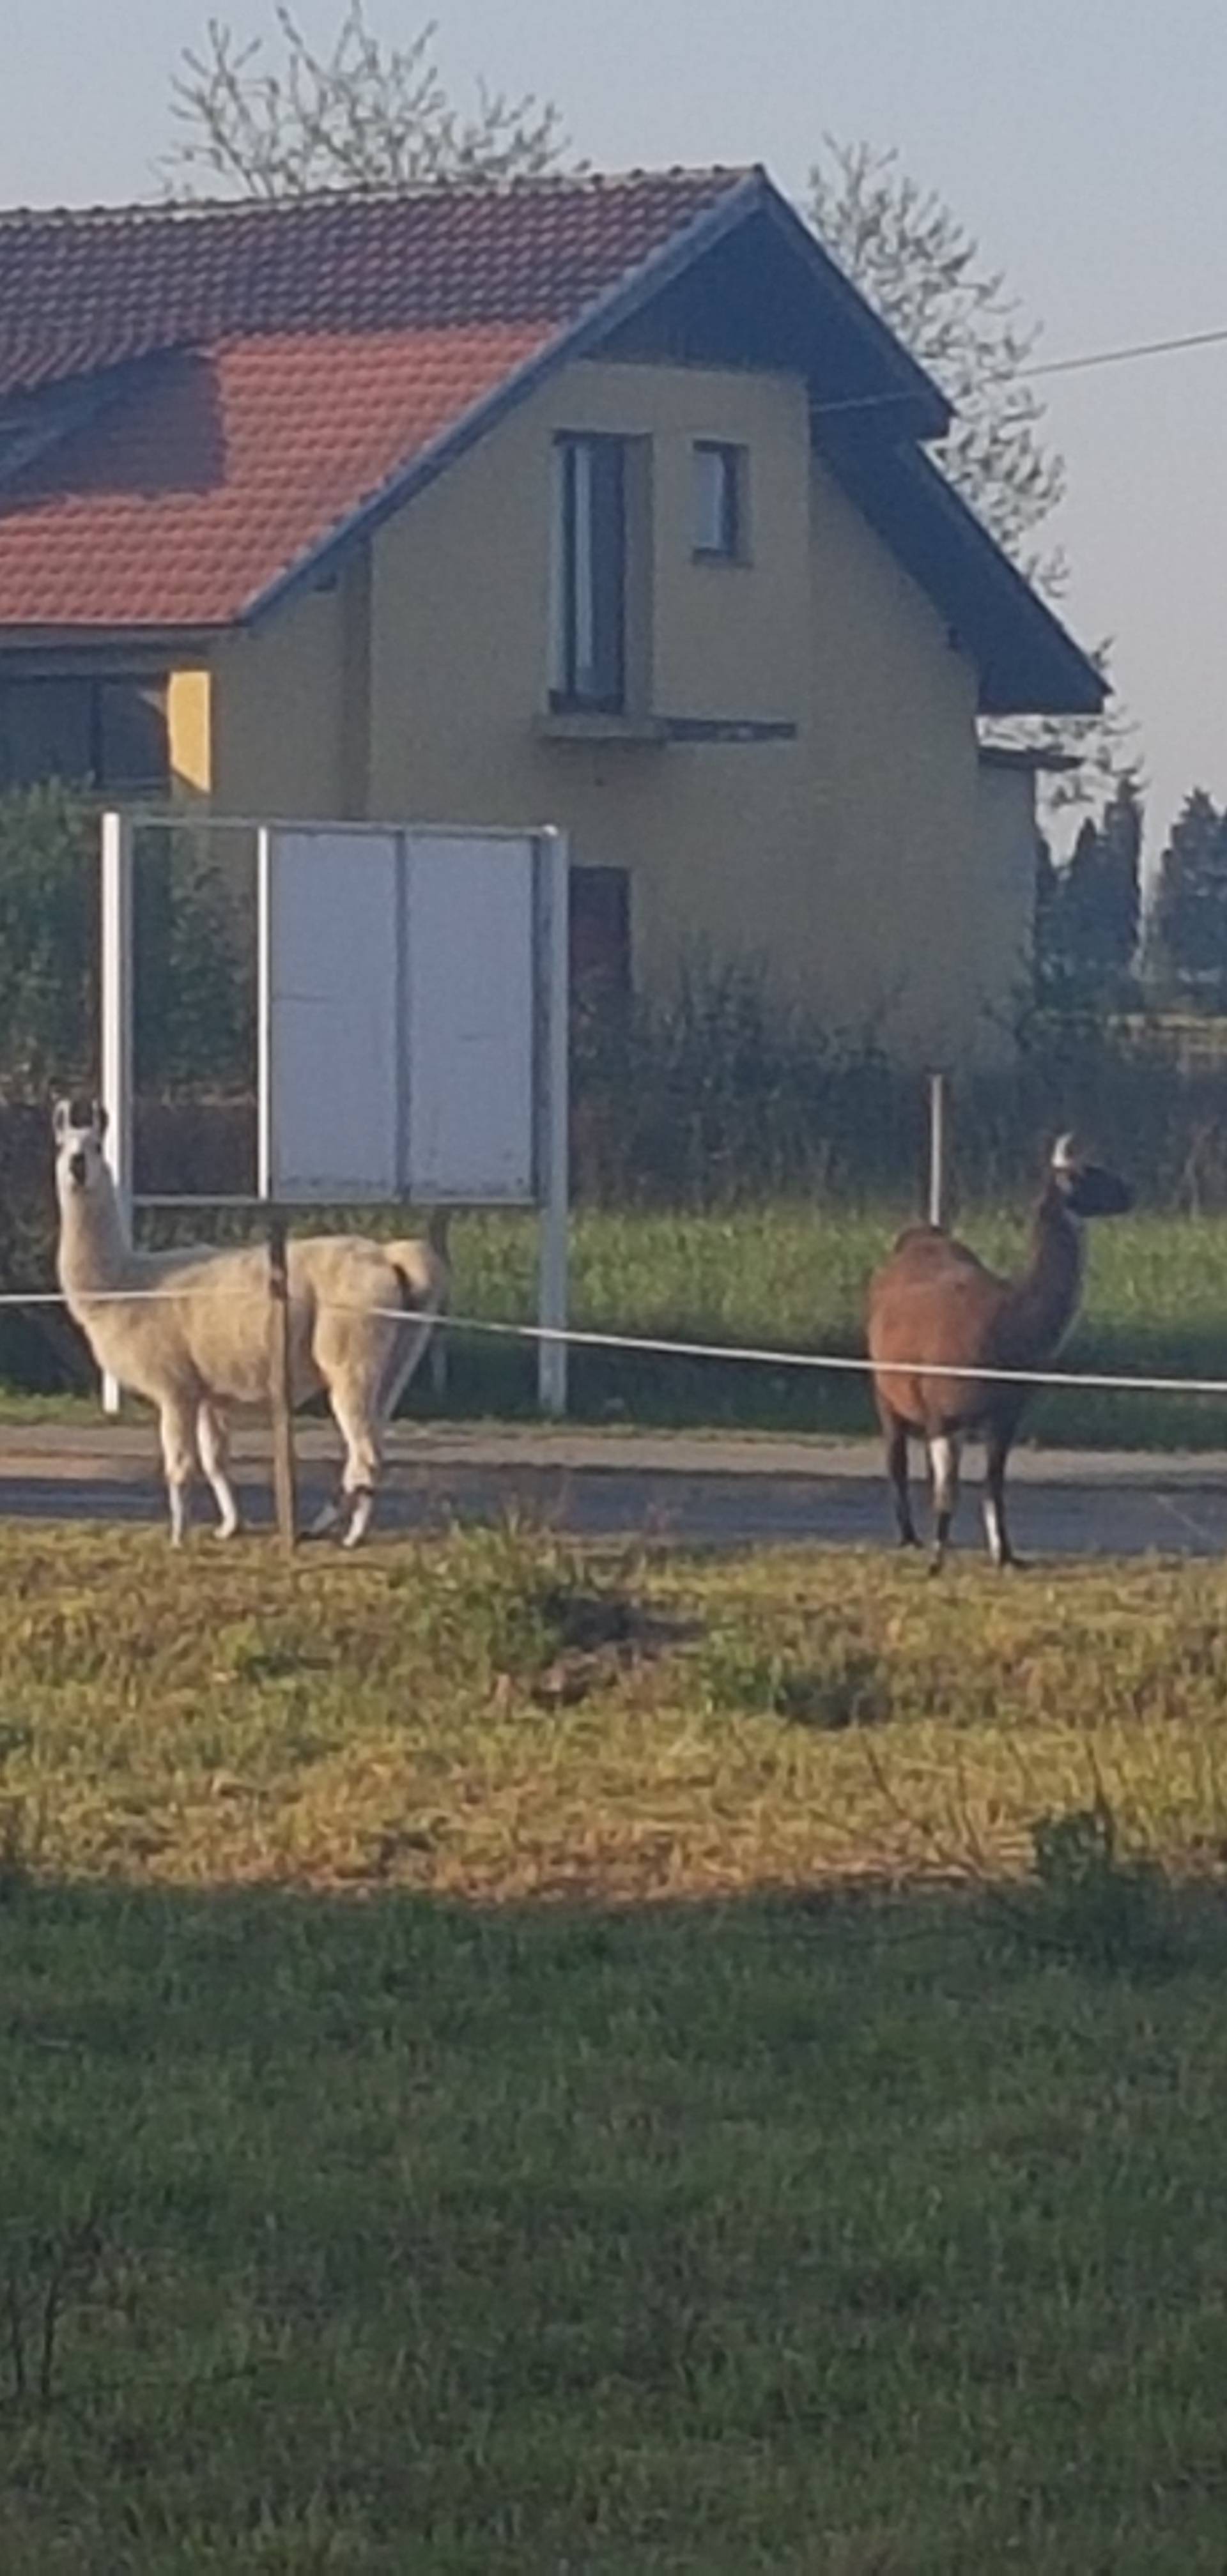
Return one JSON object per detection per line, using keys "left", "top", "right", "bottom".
{"left": 53, "top": 1100, "right": 447, "bottom": 1546}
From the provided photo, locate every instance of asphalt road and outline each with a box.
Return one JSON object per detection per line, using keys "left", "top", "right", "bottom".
{"left": 2, "top": 1424, "right": 1226, "bottom": 1558}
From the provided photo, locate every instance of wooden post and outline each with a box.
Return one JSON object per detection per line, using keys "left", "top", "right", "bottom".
{"left": 928, "top": 1072, "right": 946, "bottom": 1231}
{"left": 266, "top": 1215, "right": 297, "bottom": 1555}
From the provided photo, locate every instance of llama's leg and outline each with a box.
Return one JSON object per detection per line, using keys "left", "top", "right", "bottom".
{"left": 927, "top": 1434, "right": 961, "bottom": 1573}
{"left": 883, "top": 1414, "right": 919, "bottom": 1549}
{"left": 197, "top": 1400, "right": 241, "bottom": 1540}
{"left": 983, "top": 1429, "right": 1017, "bottom": 1569}
{"left": 158, "top": 1395, "right": 197, "bottom": 1547}
{"left": 325, "top": 1383, "right": 382, "bottom": 1549}
{"left": 330, "top": 1307, "right": 437, "bottom": 1545}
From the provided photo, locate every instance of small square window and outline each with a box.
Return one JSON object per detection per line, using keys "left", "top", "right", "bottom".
{"left": 693, "top": 441, "right": 743, "bottom": 559}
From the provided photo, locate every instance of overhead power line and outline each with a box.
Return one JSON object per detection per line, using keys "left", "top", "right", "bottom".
{"left": 1024, "top": 320, "right": 1227, "bottom": 382}
{"left": 811, "top": 318, "right": 1227, "bottom": 419}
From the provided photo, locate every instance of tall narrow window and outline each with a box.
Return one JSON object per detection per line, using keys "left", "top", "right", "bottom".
{"left": 551, "top": 434, "right": 626, "bottom": 710}
{"left": 693, "top": 441, "right": 744, "bottom": 560}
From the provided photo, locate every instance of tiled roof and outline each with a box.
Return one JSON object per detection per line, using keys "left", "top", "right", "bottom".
{"left": 0, "top": 167, "right": 1105, "bottom": 714}
{"left": 0, "top": 169, "right": 753, "bottom": 629}
{"left": 0, "top": 170, "right": 750, "bottom": 395}
{"left": 0, "top": 328, "right": 551, "bottom": 627}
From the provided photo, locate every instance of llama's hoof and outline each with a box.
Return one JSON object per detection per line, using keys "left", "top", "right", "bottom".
{"left": 926, "top": 1552, "right": 947, "bottom": 1580}
{"left": 897, "top": 1531, "right": 921, "bottom": 1551}
{"left": 212, "top": 1521, "right": 243, "bottom": 1542}
{"left": 341, "top": 1489, "right": 375, "bottom": 1549}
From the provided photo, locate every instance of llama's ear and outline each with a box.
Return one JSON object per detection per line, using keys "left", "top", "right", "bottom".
{"left": 52, "top": 1098, "right": 72, "bottom": 1143}
{"left": 1051, "top": 1131, "right": 1079, "bottom": 1175}
{"left": 91, "top": 1100, "right": 109, "bottom": 1140}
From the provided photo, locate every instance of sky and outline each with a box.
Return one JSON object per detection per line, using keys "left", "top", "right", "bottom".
{"left": 3, "top": 0, "right": 1225, "bottom": 868}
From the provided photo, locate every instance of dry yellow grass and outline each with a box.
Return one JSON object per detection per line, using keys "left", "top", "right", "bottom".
{"left": 0, "top": 1520, "right": 1224, "bottom": 1901}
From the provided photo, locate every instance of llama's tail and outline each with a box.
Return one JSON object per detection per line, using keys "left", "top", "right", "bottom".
{"left": 387, "top": 1235, "right": 449, "bottom": 1319}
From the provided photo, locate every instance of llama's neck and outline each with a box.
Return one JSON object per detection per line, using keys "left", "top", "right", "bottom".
{"left": 56, "top": 1173, "right": 141, "bottom": 1295}
{"left": 1004, "top": 1181, "right": 1085, "bottom": 1359}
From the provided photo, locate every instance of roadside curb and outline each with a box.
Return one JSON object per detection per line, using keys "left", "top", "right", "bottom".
{"left": 2, "top": 1420, "right": 1226, "bottom": 1489}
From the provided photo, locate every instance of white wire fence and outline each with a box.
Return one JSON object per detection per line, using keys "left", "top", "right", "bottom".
{"left": 5, "top": 1281, "right": 1227, "bottom": 1407}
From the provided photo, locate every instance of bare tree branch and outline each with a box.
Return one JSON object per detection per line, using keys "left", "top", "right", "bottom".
{"left": 809, "top": 141, "right": 1134, "bottom": 806}
{"left": 160, "top": 3, "right": 578, "bottom": 199}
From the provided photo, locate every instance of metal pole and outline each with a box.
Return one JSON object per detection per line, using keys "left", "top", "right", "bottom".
{"left": 927, "top": 1071, "right": 946, "bottom": 1230}
{"left": 256, "top": 827, "right": 274, "bottom": 1200}
{"left": 100, "top": 810, "right": 134, "bottom": 1416}
{"left": 266, "top": 1213, "right": 298, "bottom": 1554}
{"left": 536, "top": 829, "right": 570, "bottom": 1417}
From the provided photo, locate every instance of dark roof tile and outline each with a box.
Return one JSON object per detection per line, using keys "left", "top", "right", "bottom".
{"left": 0, "top": 170, "right": 750, "bottom": 394}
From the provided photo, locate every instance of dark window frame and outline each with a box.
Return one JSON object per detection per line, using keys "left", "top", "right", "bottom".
{"left": 550, "top": 433, "right": 627, "bottom": 714}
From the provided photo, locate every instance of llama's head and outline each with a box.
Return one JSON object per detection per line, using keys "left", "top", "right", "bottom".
{"left": 1049, "top": 1132, "right": 1132, "bottom": 1218}
{"left": 52, "top": 1098, "right": 111, "bottom": 1206}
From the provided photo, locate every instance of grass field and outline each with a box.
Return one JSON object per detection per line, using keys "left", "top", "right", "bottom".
{"left": 431, "top": 1204, "right": 1227, "bottom": 1450}
{"left": 6, "top": 1202, "right": 1227, "bottom": 1449}
{"left": 4, "top": 1520, "right": 1227, "bottom": 2566}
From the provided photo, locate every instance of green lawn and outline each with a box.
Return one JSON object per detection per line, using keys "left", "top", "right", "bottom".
{"left": 3, "top": 1523, "right": 1227, "bottom": 2566}
{"left": 6, "top": 1204, "right": 1227, "bottom": 1448}
{"left": 436, "top": 1204, "right": 1227, "bottom": 1449}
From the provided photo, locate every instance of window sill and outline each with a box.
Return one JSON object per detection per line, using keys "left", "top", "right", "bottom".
{"left": 534, "top": 710, "right": 668, "bottom": 747}
{"left": 536, "top": 709, "right": 798, "bottom": 749}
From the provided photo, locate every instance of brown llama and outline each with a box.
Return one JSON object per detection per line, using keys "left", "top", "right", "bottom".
{"left": 866, "top": 1134, "right": 1132, "bottom": 1570}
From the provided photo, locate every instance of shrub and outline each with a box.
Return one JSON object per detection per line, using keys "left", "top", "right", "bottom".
{"left": 0, "top": 786, "right": 249, "bottom": 1102}
{"left": 571, "top": 960, "right": 915, "bottom": 1208}
{"left": 0, "top": 784, "right": 98, "bottom": 1096}
{"left": 570, "top": 958, "right": 1227, "bottom": 1212}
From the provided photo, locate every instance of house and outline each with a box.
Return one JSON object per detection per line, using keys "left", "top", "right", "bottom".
{"left": 0, "top": 166, "right": 1102, "bottom": 1064}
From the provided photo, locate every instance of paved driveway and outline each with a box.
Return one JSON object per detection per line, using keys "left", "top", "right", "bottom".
{"left": 1, "top": 1423, "right": 1225, "bottom": 1558}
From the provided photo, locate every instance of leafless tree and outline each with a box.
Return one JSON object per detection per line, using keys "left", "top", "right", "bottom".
{"left": 810, "top": 141, "right": 1133, "bottom": 806}
{"left": 161, "top": 3, "right": 575, "bottom": 199}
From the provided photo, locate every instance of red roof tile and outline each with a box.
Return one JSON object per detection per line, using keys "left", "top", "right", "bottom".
{"left": 0, "top": 170, "right": 1106, "bottom": 712}
{"left": 0, "top": 170, "right": 752, "bottom": 630}
{"left": 0, "top": 170, "right": 750, "bottom": 396}
{"left": 0, "top": 328, "right": 553, "bottom": 627}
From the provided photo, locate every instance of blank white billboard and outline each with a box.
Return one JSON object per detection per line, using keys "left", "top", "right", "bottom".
{"left": 259, "top": 829, "right": 401, "bottom": 1200}
{"left": 405, "top": 834, "right": 536, "bottom": 1200}
{"left": 258, "top": 825, "right": 541, "bottom": 1204}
